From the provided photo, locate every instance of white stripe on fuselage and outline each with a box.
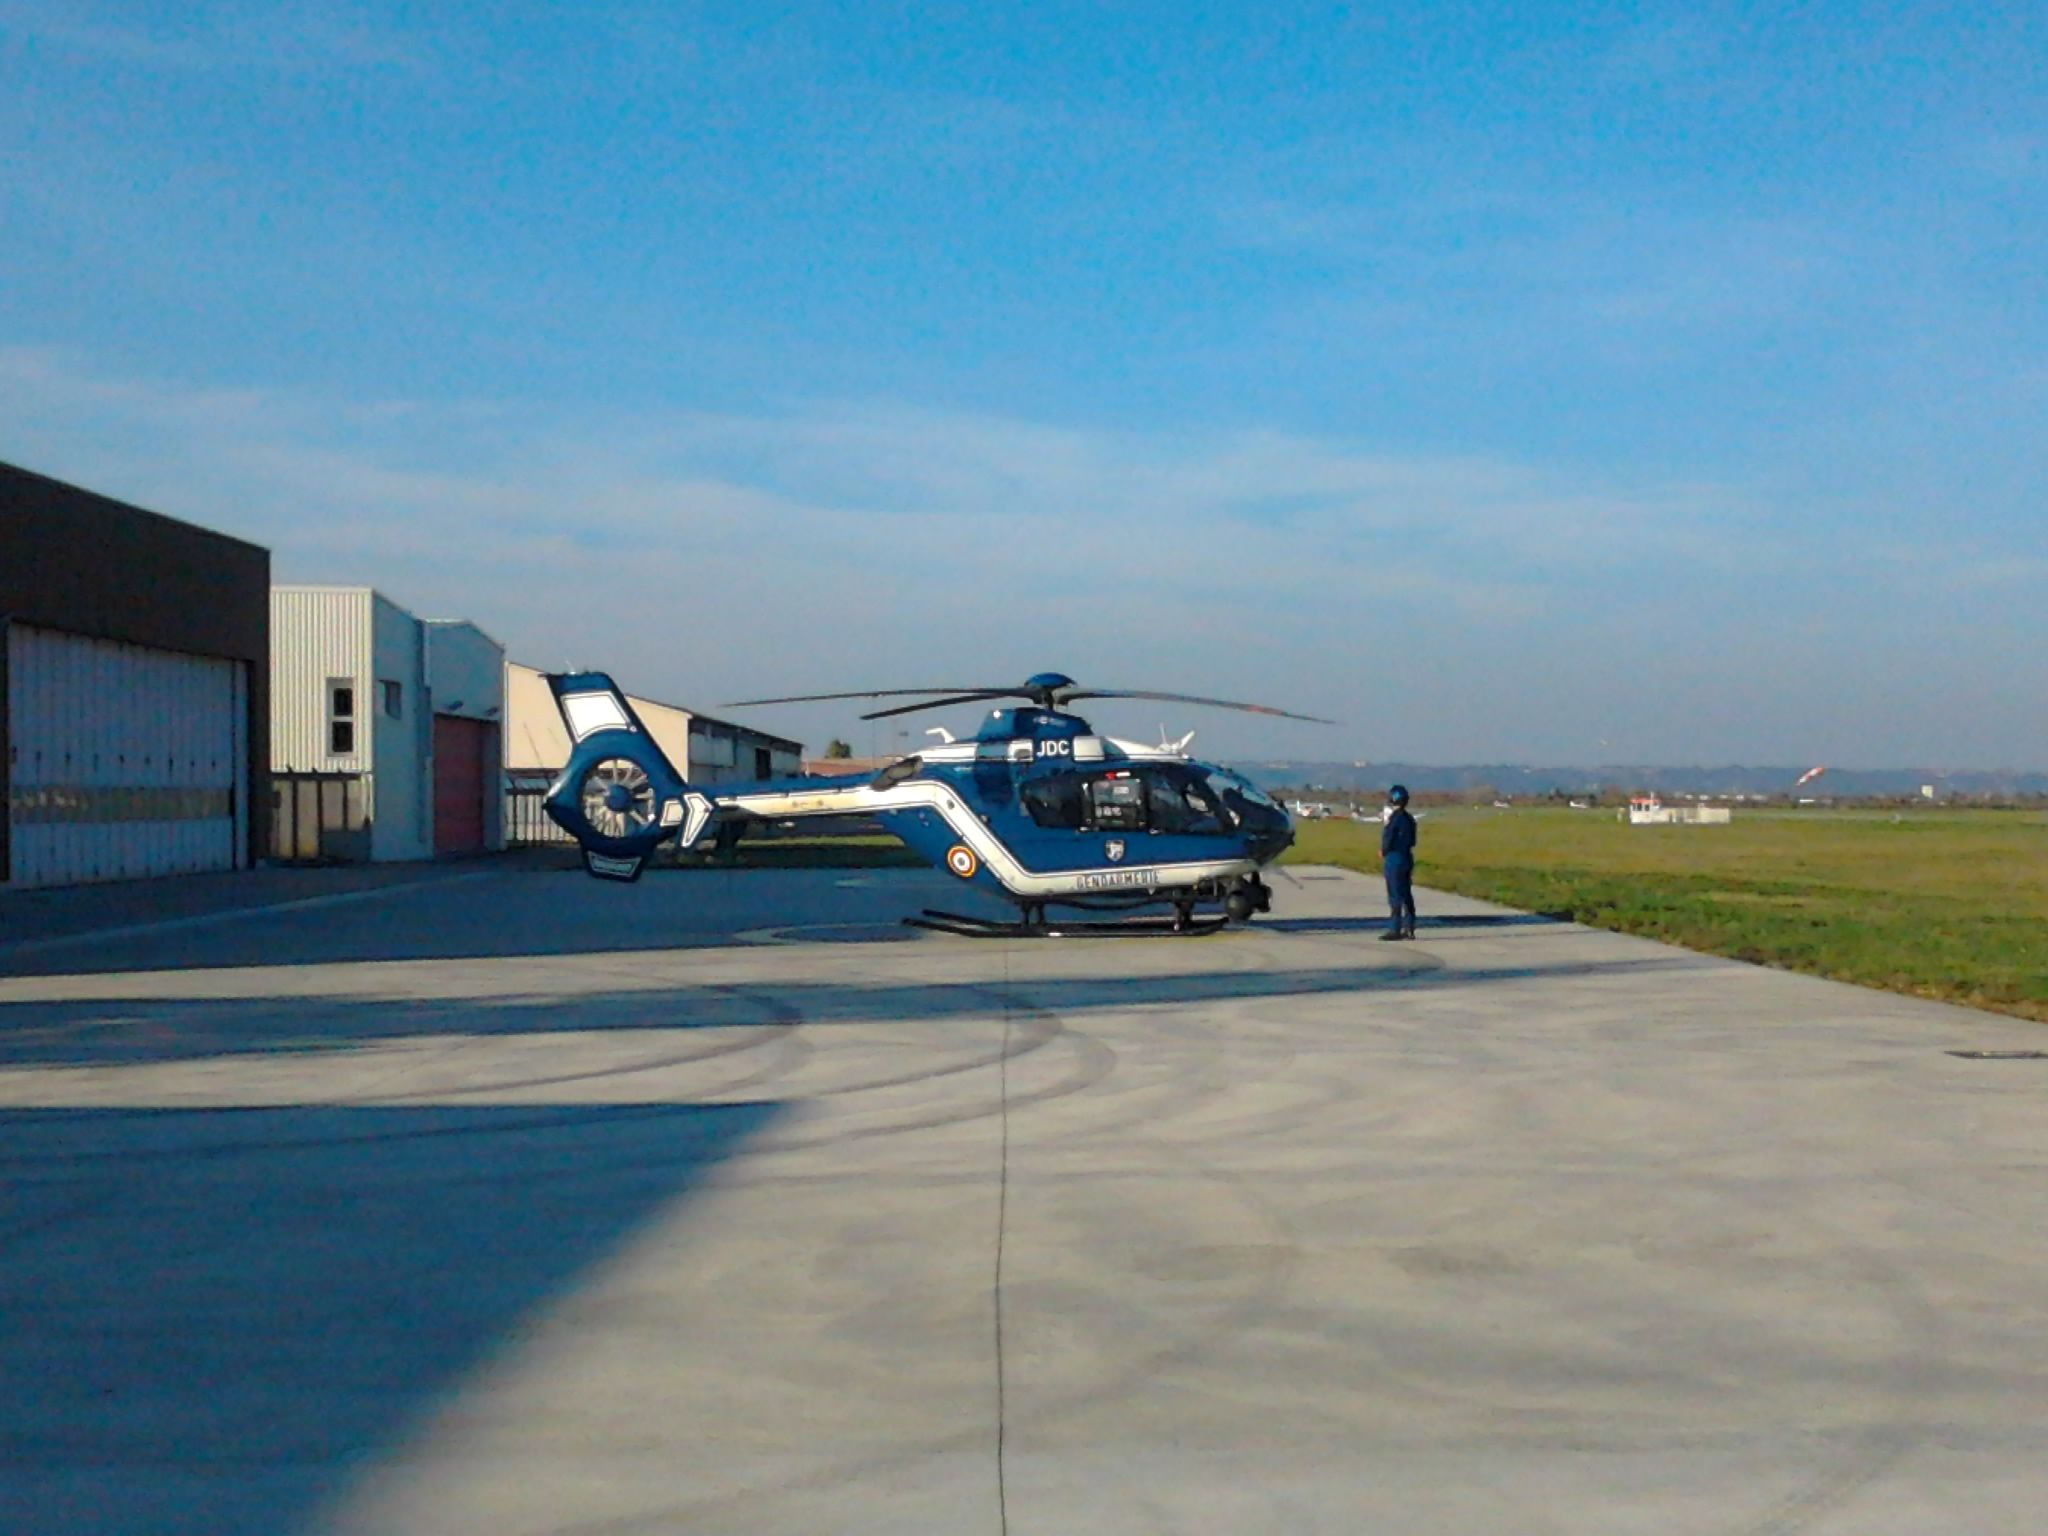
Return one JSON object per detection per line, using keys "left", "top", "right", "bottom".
{"left": 714, "top": 778, "right": 1254, "bottom": 897}
{"left": 913, "top": 735, "right": 1188, "bottom": 767}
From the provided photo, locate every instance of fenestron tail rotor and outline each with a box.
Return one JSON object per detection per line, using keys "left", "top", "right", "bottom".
{"left": 580, "top": 757, "right": 657, "bottom": 839}
{"left": 725, "top": 672, "right": 1332, "bottom": 723}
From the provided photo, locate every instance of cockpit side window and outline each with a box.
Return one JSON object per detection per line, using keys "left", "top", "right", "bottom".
{"left": 1147, "top": 768, "right": 1229, "bottom": 836}
{"left": 1021, "top": 773, "right": 1086, "bottom": 830}
{"left": 1179, "top": 774, "right": 1230, "bottom": 834}
{"left": 1147, "top": 780, "right": 1190, "bottom": 834}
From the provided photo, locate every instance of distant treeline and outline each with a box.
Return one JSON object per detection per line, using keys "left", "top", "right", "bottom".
{"left": 1244, "top": 761, "right": 2048, "bottom": 801}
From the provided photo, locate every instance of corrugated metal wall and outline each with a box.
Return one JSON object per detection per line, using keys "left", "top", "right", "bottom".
{"left": 270, "top": 588, "right": 370, "bottom": 773}
{"left": 5, "top": 624, "right": 246, "bottom": 886}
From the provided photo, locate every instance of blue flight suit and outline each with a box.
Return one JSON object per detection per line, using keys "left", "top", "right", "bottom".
{"left": 1381, "top": 807, "right": 1417, "bottom": 936}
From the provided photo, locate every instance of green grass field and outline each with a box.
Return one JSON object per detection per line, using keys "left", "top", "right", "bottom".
{"left": 1285, "top": 807, "right": 2048, "bottom": 1024}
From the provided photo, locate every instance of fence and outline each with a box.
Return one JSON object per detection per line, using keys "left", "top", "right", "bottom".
{"left": 269, "top": 772, "right": 371, "bottom": 863}
{"left": 505, "top": 770, "right": 571, "bottom": 846}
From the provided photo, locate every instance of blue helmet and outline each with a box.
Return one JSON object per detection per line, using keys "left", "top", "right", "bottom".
{"left": 1388, "top": 784, "right": 1409, "bottom": 806}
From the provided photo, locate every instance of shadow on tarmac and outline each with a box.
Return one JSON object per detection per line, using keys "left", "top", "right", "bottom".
{"left": 0, "top": 955, "right": 1708, "bottom": 1072}
{"left": 0, "top": 867, "right": 1575, "bottom": 981}
{"left": 1262, "top": 912, "right": 1571, "bottom": 935}
{"left": 0, "top": 1100, "right": 783, "bottom": 1536}
{"left": 0, "top": 866, "right": 991, "bottom": 979}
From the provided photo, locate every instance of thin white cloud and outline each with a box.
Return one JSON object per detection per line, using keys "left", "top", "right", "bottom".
{"left": 2, "top": 347, "right": 2035, "bottom": 762}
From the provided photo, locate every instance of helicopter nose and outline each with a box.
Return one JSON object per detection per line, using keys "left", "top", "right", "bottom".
{"left": 1246, "top": 803, "right": 1294, "bottom": 862}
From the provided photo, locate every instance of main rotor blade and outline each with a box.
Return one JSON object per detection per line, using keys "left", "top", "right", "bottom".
{"left": 724, "top": 687, "right": 1016, "bottom": 707}
{"left": 859, "top": 691, "right": 1015, "bottom": 721}
{"left": 1064, "top": 689, "right": 1335, "bottom": 724}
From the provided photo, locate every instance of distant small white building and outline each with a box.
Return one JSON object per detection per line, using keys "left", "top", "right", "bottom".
{"left": 270, "top": 588, "right": 505, "bottom": 861}
{"left": 1626, "top": 794, "right": 1732, "bottom": 826}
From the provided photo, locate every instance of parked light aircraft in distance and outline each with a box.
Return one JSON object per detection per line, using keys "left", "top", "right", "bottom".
{"left": 541, "top": 670, "right": 1329, "bottom": 935}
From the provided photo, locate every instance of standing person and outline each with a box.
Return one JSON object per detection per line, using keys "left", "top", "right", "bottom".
{"left": 1379, "top": 784, "right": 1418, "bottom": 940}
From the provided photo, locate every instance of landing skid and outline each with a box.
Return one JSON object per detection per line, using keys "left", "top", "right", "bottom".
{"left": 905, "top": 908, "right": 1229, "bottom": 939}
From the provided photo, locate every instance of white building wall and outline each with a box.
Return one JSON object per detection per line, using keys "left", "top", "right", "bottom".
{"left": 271, "top": 586, "right": 443, "bottom": 863}
{"left": 369, "top": 594, "right": 431, "bottom": 862}
{"left": 270, "top": 587, "right": 371, "bottom": 773}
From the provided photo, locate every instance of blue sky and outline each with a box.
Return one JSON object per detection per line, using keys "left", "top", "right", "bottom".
{"left": 3, "top": 1, "right": 2042, "bottom": 765}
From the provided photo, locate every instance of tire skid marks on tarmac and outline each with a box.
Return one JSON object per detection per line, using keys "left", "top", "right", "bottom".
{"left": 0, "top": 983, "right": 810, "bottom": 1171}
{"left": 891, "top": 935, "right": 1951, "bottom": 1536}
{"left": 544, "top": 975, "right": 1312, "bottom": 1535}
{"left": 543, "top": 1119, "right": 1303, "bottom": 1536}
{"left": 360, "top": 994, "right": 814, "bottom": 1107}
{"left": 740, "top": 980, "right": 1117, "bottom": 1156}
{"left": 0, "top": 975, "right": 1106, "bottom": 1183}
{"left": 1334, "top": 1171, "right": 1948, "bottom": 1536}
{"left": 985, "top": 942, "right": 1532, "bottom": 1157}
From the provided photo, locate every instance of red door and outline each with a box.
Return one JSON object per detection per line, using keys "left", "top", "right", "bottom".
{"left": 433, "top": 715, "right": 489, "bottom": 854}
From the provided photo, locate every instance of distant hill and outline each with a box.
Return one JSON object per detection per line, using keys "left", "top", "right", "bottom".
{"left": 1239, "top": 762, "right": 2048, "bottom": 800}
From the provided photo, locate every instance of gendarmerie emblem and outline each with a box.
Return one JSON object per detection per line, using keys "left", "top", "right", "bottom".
{"left": 1105, "top": 839, "right": 1126, "bottom": 863}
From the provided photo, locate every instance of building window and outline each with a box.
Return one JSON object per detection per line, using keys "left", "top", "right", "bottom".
{"left": 328, "top": 679, "right": 356, "bottom": 755}
{"left": 381, "top": 679, "right": 402, "bottom": 718}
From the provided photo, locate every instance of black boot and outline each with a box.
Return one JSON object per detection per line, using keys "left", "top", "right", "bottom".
{"left": 1379, "top": 927, "right": 1405, "bottom": 941}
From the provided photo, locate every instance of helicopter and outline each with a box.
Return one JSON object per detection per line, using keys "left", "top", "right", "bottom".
{"left": 540, "top": 671, "right": 1327, "bottom": 935}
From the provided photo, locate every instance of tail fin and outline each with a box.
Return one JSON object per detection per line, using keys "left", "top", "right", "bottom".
{"left": 542, "top": 672, "right": 713, "bottom": 880}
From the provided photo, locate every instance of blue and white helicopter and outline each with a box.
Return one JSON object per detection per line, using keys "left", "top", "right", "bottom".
{"left": 541, "top": 671, "right": 1325, "bottom": 935}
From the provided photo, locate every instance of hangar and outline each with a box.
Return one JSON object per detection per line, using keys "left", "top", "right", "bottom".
{"left": 270, "top": 588, "right": 505, "bottom": 862}
{"left": 1, "top": 461, "right": 270, "bottom": 889}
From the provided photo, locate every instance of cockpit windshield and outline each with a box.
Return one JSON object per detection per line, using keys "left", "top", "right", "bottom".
{"left": 1209, "top": 768, "right": 1280, "bottom": 814}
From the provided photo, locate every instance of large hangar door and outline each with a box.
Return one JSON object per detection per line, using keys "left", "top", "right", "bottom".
{"left": 5, "top": 625, "right": 246, "bottom": 887}
{"left": 433, "top": 714, "right": 489, "bottom": 854}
